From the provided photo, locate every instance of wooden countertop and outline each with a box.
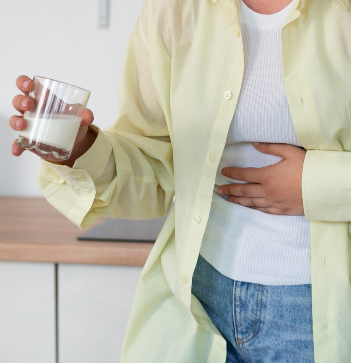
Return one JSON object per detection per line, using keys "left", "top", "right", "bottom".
{"left": 0, "top": 197, "right": 153, "bottom": 266}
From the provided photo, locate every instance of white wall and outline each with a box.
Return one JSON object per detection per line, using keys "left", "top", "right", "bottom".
{"left": 0, "top": 0, "right": 145, "bottom": 196}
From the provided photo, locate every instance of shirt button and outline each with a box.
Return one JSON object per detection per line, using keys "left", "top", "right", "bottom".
{"left": 207, "top": 154, "right": 215, "bottom": 163}
{"left": 77, "top": 177, "right": 87, "bottom": 182}
{"left": 223, "top": 91, "right": 232, "bottom": 100}
{"left": 300, "top": 7, "right": 308, "bottom": 15}
{"left": 192, "top": 215, "right": 201, "bottom": 224}
{"left": 72, "top": 171, "right": 83, "bottom": 176}
{"left": 180, "top": 276, "right": 188, "bottom": 284}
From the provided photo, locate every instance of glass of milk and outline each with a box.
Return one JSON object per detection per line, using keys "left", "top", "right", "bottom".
{"left": 17, "top": 76, "right": 91, "bottom": 160}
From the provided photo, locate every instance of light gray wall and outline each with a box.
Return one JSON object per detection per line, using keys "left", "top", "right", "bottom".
{"left": 1, "top": 0, "right": 145, "bottom": 196}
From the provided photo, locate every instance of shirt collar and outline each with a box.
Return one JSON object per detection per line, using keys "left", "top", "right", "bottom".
{"left": 210, "top": 0, "right": 349, "bottom": 13}
{"left": 239, "top": 0, "right": 296, "bottom": 28}
{"left": 209, "top": 0, "right": 300, "bottom": 27}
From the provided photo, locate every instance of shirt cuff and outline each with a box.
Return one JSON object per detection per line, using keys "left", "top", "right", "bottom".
{"left": 301, "top": 149, "right": 351, "bottom": 221}
{"left": 39, "top": 124, "right": 113, "bottom": 183}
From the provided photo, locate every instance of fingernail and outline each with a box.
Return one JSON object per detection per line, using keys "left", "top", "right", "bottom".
{"left": 252, "top": 142, "right": 260, "bottom": 146}
{"left": 21, "top": 99, "right": 29, "bottom": 108}
{"left": 23, "top": 81, "right": 30, "bottom": 89}
{"left": 218, "top": 188, "right": 223, "bottom": 195}
{"left": 15, "top": 119, "right": 21, "bottom": 129}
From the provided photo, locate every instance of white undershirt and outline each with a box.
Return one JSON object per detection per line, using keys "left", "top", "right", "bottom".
{"left": 199, "top": 0, "right": 311, "bottom": 285}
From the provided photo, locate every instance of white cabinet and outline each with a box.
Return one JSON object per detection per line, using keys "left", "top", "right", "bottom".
{"left": 0, "top": 262, "right": 56, "bottom": 363}
{"left": 58, "top": 264, "right": 142, "bottom": 363}
{"left": 0, "top": 262, "right": 142, "bottom": 363}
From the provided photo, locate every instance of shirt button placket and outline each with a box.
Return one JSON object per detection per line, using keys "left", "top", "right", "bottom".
{"left": 180, "top": 276, "right": 188, "bottom": 284}
{"left": 192, "top": 215, "right": 201, "bottom": 224}
{"left": 207, "top": 154, "right": 215, "bottom": 163}
{"left": 288, "top": 30, "right": 292, "bottom": 43}
{"left": 223, "top": 91, "right": 232, "bottom": 100}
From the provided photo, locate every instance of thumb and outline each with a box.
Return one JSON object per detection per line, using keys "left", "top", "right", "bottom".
{"left": 252, "top": 142, "right": 289, "bottom": 157}
{"left": 81, "top": 108, "right": 94, "bottom": 126}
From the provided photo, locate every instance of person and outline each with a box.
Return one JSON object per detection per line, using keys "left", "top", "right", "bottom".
{"left": 9, "top": 0, "right": 351, "bottom": 361}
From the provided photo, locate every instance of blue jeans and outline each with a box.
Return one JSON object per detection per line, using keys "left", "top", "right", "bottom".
{"left": 191, "top": 253, "right": 315, "bottom": 363}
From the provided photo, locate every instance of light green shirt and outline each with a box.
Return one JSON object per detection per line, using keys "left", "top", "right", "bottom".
{"left": 36, "top": 0, "right": 351, "bottom": 361}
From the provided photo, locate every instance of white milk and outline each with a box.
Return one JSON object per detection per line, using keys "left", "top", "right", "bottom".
{"left": 20, "top": 112, "right": 82, "bottom": 150}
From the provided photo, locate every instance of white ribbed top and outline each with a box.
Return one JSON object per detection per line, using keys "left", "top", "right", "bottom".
{"left": 240, "top": 0, "right": 295, "bottom": 27}
{"left": 199, "top": 0, "right": 312, "bottom": 285}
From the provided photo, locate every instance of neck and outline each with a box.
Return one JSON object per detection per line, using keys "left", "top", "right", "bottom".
{"left": 242, "top": 0, "right": 295, "bottom": 14}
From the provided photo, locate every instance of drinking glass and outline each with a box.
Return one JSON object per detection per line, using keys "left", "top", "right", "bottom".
{"left": 17, "top": 76, "right": 91, "bottom": 160}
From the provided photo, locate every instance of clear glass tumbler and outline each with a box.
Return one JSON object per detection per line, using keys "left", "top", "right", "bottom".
{"left": 17, "top": 76, "right": 91, "bottom": 160}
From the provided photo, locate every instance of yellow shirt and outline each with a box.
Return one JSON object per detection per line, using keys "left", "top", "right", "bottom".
{"left": 36, "top": 0, "right": 351, "bottom": 361}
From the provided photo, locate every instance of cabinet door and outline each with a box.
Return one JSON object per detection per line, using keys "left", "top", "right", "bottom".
{"left": 0, "top": 262, "right": 56, "bottom": 363}
{"left": 58, "top": 264, "right": 142, "bottom": 363}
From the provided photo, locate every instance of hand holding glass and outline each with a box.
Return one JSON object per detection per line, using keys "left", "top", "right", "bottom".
{"left": 17, "top": 76, "right": 91, "bottom": 160}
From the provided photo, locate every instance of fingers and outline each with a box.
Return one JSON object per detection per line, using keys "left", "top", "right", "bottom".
{"left": 12, "top": 94, "right": 34, "bottom": 114}
{"left": 81, "top": 108, "right": 94, "bottom": 126}
{"left": 16, "top": 75, "right": 34, "bottom": 95}
{"left": 11, "top": 75, "right": 32, "bottom": 157}
{"left": 9, "top": 115, "right": 27, "bottom": 131}
{"left": 221, "top": 166, "right": 262, "bottom": 184}
{"left": 218, "top": 183, "right": 263, "bottom": 198}
{"left": 11, "top": 139, "right": 25, "bottom": 157}
{"left": 227, "top": 196, "right": 270, "bottom": 208}
{"left": 252, "top": 142, "right": 291, "bottom": 159}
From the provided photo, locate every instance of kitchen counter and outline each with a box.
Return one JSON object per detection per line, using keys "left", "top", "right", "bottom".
{"left": 0, "top": 196, "right": 153, "bottom": 266}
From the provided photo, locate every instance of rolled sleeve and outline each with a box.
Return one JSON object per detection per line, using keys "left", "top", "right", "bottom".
{"left": 35, "top": 0, "right": 174, "bottom": 230}
{"left": 35, "top": 124, "right": 114, "bottom": 228}
{"left": 38, "top": 123, "right": 113, "bottom": 184}
{"left": 301, "top": 149, "right": 351, "bottom": 221}
{"left": 71, "top": 124, "right": 113, "bottom": 181}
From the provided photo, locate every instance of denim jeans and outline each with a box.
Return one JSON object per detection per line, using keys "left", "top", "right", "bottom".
{"left": 191, "top": 253, "right": 314, "bottom": 363}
